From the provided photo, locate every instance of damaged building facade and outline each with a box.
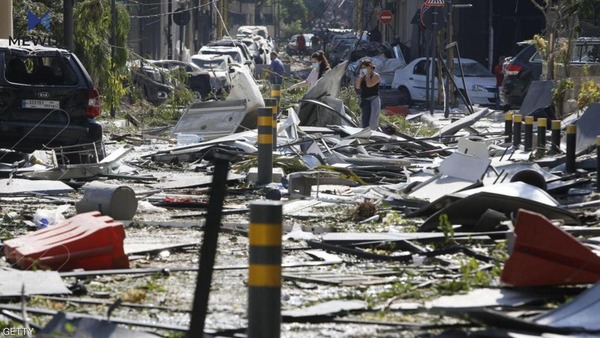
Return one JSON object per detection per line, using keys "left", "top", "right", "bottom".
{"left": 127, "top": 0, "right": 275, "bottom": 60}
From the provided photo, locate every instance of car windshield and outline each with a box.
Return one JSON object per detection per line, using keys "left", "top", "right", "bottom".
{"left": 4, "top": 54, "right": 78, "bottom": 86}
{"left": 192, "top": 59, "right": 226, "bottom": 71}
{"left": 454, "top": 61, "right": 492, "bottom": 77}
{"left": 202, "top": 50, "right": 241, "bottom": 63}
{"left": 153, "top": 61, "right": 200, "bottom": 73}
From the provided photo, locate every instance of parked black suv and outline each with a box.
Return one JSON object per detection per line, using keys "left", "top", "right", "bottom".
{"left": 503, "top": 38, "right": 600, "bottom": 107}
{"left": 0, "top": 41, "right": 103, "bottom": 162}
{"left": 502, "top": 44, "right": 543, "bottom": 108}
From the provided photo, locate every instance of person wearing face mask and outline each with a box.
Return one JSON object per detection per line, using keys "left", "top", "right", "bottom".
{"left": 287, "top": 51, "right": 331, "bottom": 91}
{"left": 355, "top": 60, "right": 381, "bottom": 129}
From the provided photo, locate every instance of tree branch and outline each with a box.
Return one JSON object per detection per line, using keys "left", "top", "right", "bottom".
{"left": 529, "top": 0, "right": 548, "bottom": 19}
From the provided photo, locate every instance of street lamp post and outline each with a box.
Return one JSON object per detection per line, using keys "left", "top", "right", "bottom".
{"left": 110, "top": 0, "right": 117, "bottom": 118}
{"left": 445, "top": 0, "right": 455, "bottom": 117}
{"left": 64, "top": 0, "right": 74, "bottom": 50}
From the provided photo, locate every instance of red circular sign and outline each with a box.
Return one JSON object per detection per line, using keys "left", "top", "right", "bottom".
{"left": 380, "top": 10, "right": 393, "bottom": 24}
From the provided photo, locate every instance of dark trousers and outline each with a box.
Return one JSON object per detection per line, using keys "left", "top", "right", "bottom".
{"left": 360, "top": 99, "right": 372, "bottom": 128}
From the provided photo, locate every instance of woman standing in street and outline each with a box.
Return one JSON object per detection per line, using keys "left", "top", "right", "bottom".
{"left": 288, "top": 51, "right": 331, "bottom": 90}
{"left": 355, "top": 60, "right": 381, "bottom": 129}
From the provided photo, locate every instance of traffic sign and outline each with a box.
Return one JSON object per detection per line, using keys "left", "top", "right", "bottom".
{"left": 379, "top": 10, "right": 393, "bottom": 25}
{"left": 173, "top": 8, "right": 191, "bottom": 26}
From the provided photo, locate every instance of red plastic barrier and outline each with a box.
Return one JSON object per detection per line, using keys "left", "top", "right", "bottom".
{"left": 384, "top": 106, "right": 410, "bottom": 118}
{"left": 4, "top": 211, "right": 128, "bottom": 271}
{"left": 501, "top": 209, "right": 600, "bottom": 286}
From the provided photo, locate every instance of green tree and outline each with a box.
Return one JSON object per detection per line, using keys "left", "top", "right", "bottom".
{"left": 12, "top": 0, "right": 130, "bottom": 115}
{"left": 529, "top": 0, "right": 597, "bottom": 80}
{"left": 281, "top": 20, "right": 303, "bottom": 39}
{"left": 280, "top": 0, "right": 308, "bottom": 25}
{"left": 73, "top": 0, "right": 130, "bottom": 114}
{"left": 12, "top": 0, "right": 64, "bottom": 42}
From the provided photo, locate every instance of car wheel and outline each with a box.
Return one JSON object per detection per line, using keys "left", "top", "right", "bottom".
{"left": 398, "top": 86, "right": 412, "bottom": 107}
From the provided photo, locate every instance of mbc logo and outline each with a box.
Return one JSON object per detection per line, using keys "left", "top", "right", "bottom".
{"left": 28, "top": 10, "right": 51, "bottom": 31}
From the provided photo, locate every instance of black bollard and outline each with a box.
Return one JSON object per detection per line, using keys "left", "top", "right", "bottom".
{"left": 513, "top": 114, "right": 522, "bottom": 147}
{"left": 566, "top": 124, "right": 576, "bottom": 173}
{"left": 505, "top": 113, "right": 513, "bottom": 143}
{"left": 524, "top": 116, "right": 533, "bottom": 151}
{"left": 551, "top": 120, "right": 561, "bottom": 154}
{"left": 537, "top": 118, "right": 547, "bottom": 152}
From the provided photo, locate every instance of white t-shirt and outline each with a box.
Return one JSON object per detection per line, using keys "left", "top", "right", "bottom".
{"left": 306, "top": 68, "right": 319, "bottom": 88}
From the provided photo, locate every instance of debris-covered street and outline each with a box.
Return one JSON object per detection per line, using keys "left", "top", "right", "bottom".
{"left": 2, "top": 0, "right": 600, "bottom": 337}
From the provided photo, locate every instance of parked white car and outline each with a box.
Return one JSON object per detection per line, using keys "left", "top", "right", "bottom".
{"left": 198, "top": 46, "right": 255, "bottom": 75}
{"left": 391, "top": 57, "right": 496, "bottom": 106}
{"left": 191, "top": 54, "right": 234, "bottom": 93}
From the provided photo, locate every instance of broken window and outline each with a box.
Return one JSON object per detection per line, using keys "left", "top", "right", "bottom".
{"left": 413, "top": 60, "right": 428, "bottom": 75}
{"left": 4, "top": 55, "right": 78, "bottom": 86}
{"left": 572, "top": 43, "right": 600, "bottom": 63}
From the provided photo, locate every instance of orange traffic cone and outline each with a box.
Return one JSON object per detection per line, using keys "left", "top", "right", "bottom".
{"left": 501, "top": 209, "right": 600, "bottom": 286}
{"left": 4, "top": 211, "right": 128, "bottom": 271}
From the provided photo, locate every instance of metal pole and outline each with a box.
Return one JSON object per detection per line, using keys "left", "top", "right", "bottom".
{"left": 179, "top": 23, "right": 184, "bottom": 61}
{"left": 504, "top": 112, "right": 513, "bottom": 143}
{"left": 168, "top": 0, "right": 173, "bottom": 59}
{"left": 524, "top": 116, "right": 533, "bottom": 152}
{"left": 188, "top": 153, "right": 231, "bottom": 337}
{"left": 265, "top": 99, "right": 278, "bottom": 151}
{"left": 513, "top": 114, "right": 522, "bottom": 147}
{"left": 110, "top": 0, "right": 117, "bottom": 118}
{"left": 63, "top": 0, "right": 74, "bottom": 50}
{"left": 429, "top": 7, "right": 438, "bottom": 115}
{"left": 537, "top": 118, "right": 547, "bottom": 152}
{"left": 111, "top": 0, "right": 117, "bottom": 61}
{"left": 566, "top": 124, "right": 576, "bottom": 173}
{"left": 447, "top": 0, "right": 455, "bottom": 108}
{"left": 247, "top": 200, "right": 282, "bottom": 338}
{"left": 258, "top": 107, "right": 273, "bottom": 185}
{"left": 597, "top": 136, "right": 600, "bottom": 192}
{"left": 487, "top": 0, "right": 493, "bottom": 71}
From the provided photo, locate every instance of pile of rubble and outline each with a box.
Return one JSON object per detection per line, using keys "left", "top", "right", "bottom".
{"left": 1, "top": 65, "right": 600, "bottom": 337}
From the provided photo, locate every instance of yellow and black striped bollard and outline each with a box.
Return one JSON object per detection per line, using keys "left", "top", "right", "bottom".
{"left": 566, "top": 124, "right": 576, "bottom": 173}
{"left": 551, "top": 120, "right": 561, "bottom": 154}
{"left": 248, "top": 200, "right": 283, "bottom": 338}
{"left": 265, "top": 98, "right": 278, "bottom": 151}
{"left": 271, "top": 85, "right": 281, "bottom": 150}
{"left": 258, "top": 107, "right": 273, "bottom": 185}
